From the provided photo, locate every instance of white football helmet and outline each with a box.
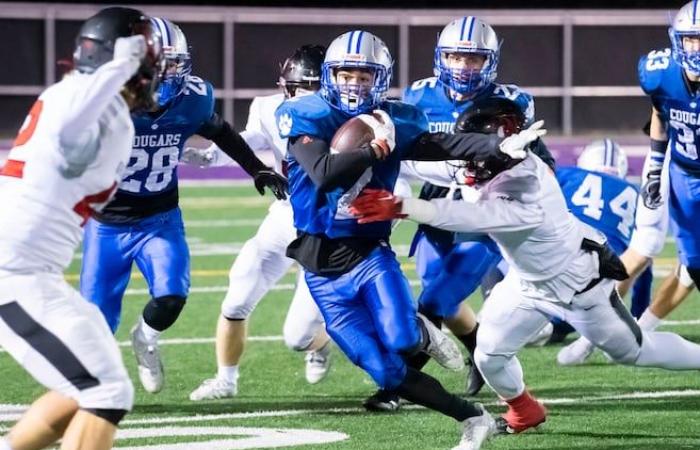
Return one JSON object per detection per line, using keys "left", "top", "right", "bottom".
{"left": 577, "top": 139, "right": 628, "bottom": 179}
{"left": 321, "top": 30, "right": 393, "bottom": 115}
{"left": 669, "top": 1, "right": 700, "bottom": 75}
{"left": 434, "top": 17, "right": 500, "bottom": 96}
{"left": 151, "top": 17, "right": 191, "bottom": 106}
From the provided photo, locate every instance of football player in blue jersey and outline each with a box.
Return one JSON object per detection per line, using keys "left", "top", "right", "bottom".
{"left": 551, "top": 139, "right": 654, "bottom": 364}
{"left": 276, "top": 30, "right": 545, "bottom": 449}
{"left": 79, "top": 17, "right": 287, "bottom": 394}
{"left": 636, "top": 0, "right": 700, "bottom": 293}
{"left": 365, "top": 17, "right": 539, "bottom": 410}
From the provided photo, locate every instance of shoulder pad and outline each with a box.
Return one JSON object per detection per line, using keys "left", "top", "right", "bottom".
{"left": 275, "top": 94, "right": 332, "bottom": 139}
{"left": 638, "top": 48, "right": 673, "bottom": 96}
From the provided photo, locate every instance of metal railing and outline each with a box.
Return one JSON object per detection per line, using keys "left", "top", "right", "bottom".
{"left": 0, "top": 3, "right": 673, "bottom": 134}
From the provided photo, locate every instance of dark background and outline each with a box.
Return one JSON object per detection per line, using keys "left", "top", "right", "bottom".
{"left": 0, "top": 1, "right": 688, "bottom": 135}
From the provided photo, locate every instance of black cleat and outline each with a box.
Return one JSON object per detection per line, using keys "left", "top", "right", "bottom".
{"left": 466, "top": 358, "right": 485, "bottom": 396}
{"left": 494, "top": 416, "right": 515, "bottom": 435}
{"left": 363, "top": 389, "right": 401, "bottom": 412}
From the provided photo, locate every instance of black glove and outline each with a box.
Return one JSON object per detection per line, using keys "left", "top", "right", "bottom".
{"left": 641, "top": 168, "right": 662, "bottom": 209}
{"left": 254, "top": 169, "right": 288, "bottom": 200}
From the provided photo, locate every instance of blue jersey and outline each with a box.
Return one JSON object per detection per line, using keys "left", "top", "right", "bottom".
{"left": 556, "top": 166, "right": 639, "bottom": 254}
{"left": 276, "top": 93, "right": 428, "bottom": 239}
{"left": 402, "top": 77, "right": 534, "bottom": 133}
{"left": 639, "top": 48, "right": 700, "bottom": 171}
{"left": 97, "top": 75, "right": 215, "bottom": 223}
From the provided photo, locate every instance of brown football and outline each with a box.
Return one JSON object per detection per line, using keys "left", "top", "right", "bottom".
{"left": 330, "top": 112, "right": 383, "bottom": 153}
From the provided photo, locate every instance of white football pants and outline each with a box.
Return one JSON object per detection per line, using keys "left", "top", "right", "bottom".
{"left": 220, "top": 199, "right": 324, "bottom": 351}
{"left": 476, "top": 269, "right": 700, "bottom": 400}
{"left": 0, "top": 272, "right": 133, "bottom": 410}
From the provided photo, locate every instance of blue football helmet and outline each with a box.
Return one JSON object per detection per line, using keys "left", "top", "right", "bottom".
{"left": 151, "top": 17, "right": 191, "bottom": 107}
{"left": 577, "top": 138, "right": 628, "bottom": 179}
{"left": 434, "top": 17, "right": 500, "bottom": 97}
{"left": 321, "top": 30, "right": 393, "bottom": 115}
{"left": 670, "top": 1, "right": 700, "bottom": 75}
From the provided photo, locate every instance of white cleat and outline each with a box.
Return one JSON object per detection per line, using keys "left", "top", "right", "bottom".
{"left": 130, "top": 322, "right": 164, "bottom": 393}
{"left": 418, "top": 314, "right": 465, "bottom": 371}
{"left": 452, "top": 403, "right": 497, "bottom": 450}
{"left": 557, "top": 336, "right": 596, "bottom": 366}
{"left": 527, "top": 322, "right": 554, "bottom": 347}
{"left": 305, "top": 345, "right": 331, "bottom": 384}
{"left": 189, "top": 377, "right": 238, "bottom": 401}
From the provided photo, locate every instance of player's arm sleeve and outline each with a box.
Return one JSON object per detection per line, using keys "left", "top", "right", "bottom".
{"left": 240, "top": 97, "right": 273, "bottom": 151}
{"left": 400, "top": 195, "right": 544, "bottom": 234}
{"left": 288, "top": 135, "right": 377, "bottom": 191}
{"left": 405, "top": 131, "right": 503, "bottom": 162}
{"left": 197, "top": 112, "right": 268, "bottom": 176}
{"left": 58, "top": 58, "right": 138, "bottom": 162}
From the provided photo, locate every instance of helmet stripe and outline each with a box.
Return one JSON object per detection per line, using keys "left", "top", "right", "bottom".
{"left": 356, "top": 30, "right": 364, "bottom": 53}
{"left": 694, "top": 0, "right": 699, "bottom": 24}
{"left": 152, "top": 17, "right": 170, "bottom": 48}
{"left": 459, "top": 17, "right": 468, "bottom": 41}
{"left": 466, "top": 16, "right": 476, "bottom": 41}
{"left": 605, "top": 139, "right": 611, "bottom": 167}
{"left": 346, "top": 30, "right": 355, "bottom": 53}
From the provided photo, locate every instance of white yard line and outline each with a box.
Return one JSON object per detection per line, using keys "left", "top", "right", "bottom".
{"left": 3, "top": 389, "right": 700, "bottom": 426}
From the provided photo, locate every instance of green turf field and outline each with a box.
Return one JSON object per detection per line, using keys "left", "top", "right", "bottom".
{"left": 2, "top": 185, "right": 700, "bottom": 450}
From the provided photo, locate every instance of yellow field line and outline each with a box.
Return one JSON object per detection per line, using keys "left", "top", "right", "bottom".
{"left": 63, "top": 257, "right": 679, "bottom": 282}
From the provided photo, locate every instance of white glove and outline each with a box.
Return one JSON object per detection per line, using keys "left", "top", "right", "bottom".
{"left": 181, "top": 146, "right": 218, "bottom": 167}
{"left": 359, "top": 109, "right": 396, "bottom": 158}
{"left": 113, "top": 35, "right": 147, "bottom": 74}
{"left": 499, "top": 120, "right": 547, "bottom": 160}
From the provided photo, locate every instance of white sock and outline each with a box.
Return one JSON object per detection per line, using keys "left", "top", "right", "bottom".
{"left": 0, "top": 437, "right": 13, "bottom": 450}
{"left": 217, "top": 365, "right": 239, "bottom": 383}
{"left": 140, "top": 318, "right": 162, "bottom": 343}
{"left": 637, "top": 309, "right": 661, "bottom": 332}
{"left": 636, "top": 331, "right": 700, "bottom": 370}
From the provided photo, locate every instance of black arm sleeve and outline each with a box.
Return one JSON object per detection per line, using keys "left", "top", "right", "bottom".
{"left": 531, "top": 138, "right": 556, "bottom": 171}
{"left": 197, "top": 112, "right": 267, "bottom": 176}
{"left": 404, "top": 132, "right": 503, "bottom": 161}
{"left": 288, "top": 135, "right": 377, "bottom": 191}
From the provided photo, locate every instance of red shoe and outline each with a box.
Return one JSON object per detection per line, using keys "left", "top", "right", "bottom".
{"left": 500, "top": 390, "right": 547, "bottom": 433}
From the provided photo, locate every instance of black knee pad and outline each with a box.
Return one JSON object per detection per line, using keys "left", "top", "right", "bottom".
{"left": 686, "top": 267, "right": 700, "bottom": 288}
{"left": 142, "top": 295, "right": 186, "bottom": 332}
{"left": 82, "top": 408, "right": 128, "bottom": 426}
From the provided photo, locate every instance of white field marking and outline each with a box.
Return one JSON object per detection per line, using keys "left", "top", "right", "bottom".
{"left": 3, "top": 389, "right": 700, "bottom": 426}
{"left": 179, "top": 197, "right": 272, "bottom": 209}
{"left": 115, "top": 426, "right": 348, "bottom": 450}
{"left": 184, "top": 219, "right": 264, "bottom": 227}
{"left": 72, "top": 243, "right": 413, "bottom": 261}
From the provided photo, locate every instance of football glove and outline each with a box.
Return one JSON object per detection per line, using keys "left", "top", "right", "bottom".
{"left": 113, "top": 35, "right": 147, "bottom": 73}
{"left": 641, "top": 168, "right": 663, "bottom": 209}
{"left": 349, "top": 188, "right": 406, "bottom": 224}
{"left": 359, "top": 110, "right": 396, "bottom": 159}
{"left": 254, "top": 168, "right": 288, "bottom": 200}
{"left": 499, "top": 120, "right": 547, "bottom": 160}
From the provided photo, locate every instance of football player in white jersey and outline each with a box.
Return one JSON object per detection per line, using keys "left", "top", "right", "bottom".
{"left": 186, "top": 45, "right": 332, "bottom": 401}
{"left": 0, "top": 7, "right": 164, "bottom": 450}
{"left": 350, "top": 102, "right": 700, "bottom": 440}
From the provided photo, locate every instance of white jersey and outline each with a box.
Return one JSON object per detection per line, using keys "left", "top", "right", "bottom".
{"left": 211, "top": 93, "right": 287, "bottom": 172}
{"left": 406, "top": 154, "right": 598, "bottom": 284}
{"left": 0, "top": 60, "right": 136, "bottom": 274}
